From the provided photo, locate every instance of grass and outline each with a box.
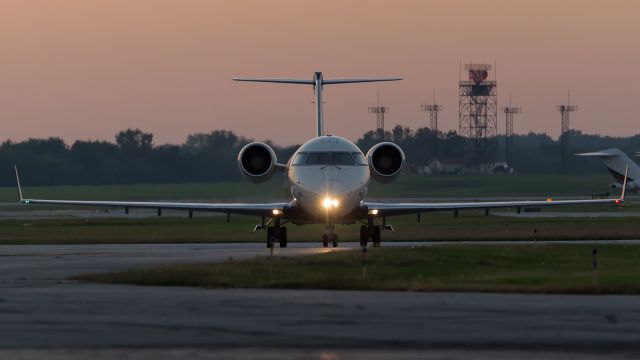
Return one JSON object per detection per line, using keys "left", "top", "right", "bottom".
{"left": 1, "top": 212, "right": 640, "bottom": 245}
{"left": 0, "top": 174, "right": 617, "bottom": 202}
{"left": 0, "top": 179, "right": 287, "bottom": 202}
{"left": 367, "top": 174, "right": 615, "bottom": 198}
{"left": 75, "top": 244, "right": 640, "bottom": 294}
{"left": 0, "top": 173, "right": 633, "bottom": 245}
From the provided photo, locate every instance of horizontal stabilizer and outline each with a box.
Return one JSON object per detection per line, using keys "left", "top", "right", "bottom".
{"left": 233, "top": 72, "right": 402, "bottom": 137}
{"left": 575, "top": 148, "right": 624, "bottom": 157}
{"left": 323, "top": 78, "right": 402, "bottom": 84}
{"left": 232, "top": 77, "right": 402, "bottom": 85}
{"left": 232, "top": 78, "right": 314, "bottom": 85}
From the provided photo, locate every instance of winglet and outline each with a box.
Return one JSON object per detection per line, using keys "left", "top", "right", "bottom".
{"left": 619, "top": 164, "right": 629, "bottom": 203}
{"left": 14, "top": 165, "right": 23, "bottom": 202}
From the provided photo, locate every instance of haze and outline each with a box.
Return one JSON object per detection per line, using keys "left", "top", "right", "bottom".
{"left": 1, "top": 0, "right": 638, "bottom": 146}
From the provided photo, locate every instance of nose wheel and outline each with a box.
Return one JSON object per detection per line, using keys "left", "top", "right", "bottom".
{"left": 322, "top": 233, "right": 338, "bottom": 247}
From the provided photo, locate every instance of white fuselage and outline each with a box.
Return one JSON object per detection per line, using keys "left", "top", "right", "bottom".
{"left": 287, "top": 135, "right": 369, "bottom": 218}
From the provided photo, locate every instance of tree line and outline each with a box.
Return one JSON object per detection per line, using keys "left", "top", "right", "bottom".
{"left": 0, "top": 127, "right": 637, "bottom": 186}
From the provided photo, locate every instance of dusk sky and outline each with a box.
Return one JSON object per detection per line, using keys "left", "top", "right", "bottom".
{"left": 1, "top": 0, "right": 638, "bottom": 146}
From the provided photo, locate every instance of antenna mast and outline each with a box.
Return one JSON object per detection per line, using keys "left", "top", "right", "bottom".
{"left": 421, "top": 89, "right": 443, "bottom": 171}
{"left": 502, "top": 92, "right": 521, "bottom": 172}
{"left": 369, "top": 93, "right": 389, "bottom": 139}
{"left": 557, "top": 90, "right": 577, "bottom": 173}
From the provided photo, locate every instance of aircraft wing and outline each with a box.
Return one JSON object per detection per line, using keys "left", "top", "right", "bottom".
{"left": 367, "top": 165, "right": 629, "bottom": 217}
{"left": 363, "top": 197, "right": 623, "bottom": 217}
{"left": 14, "top": 167, "right": 289, "bottom": 217}
{"left": 19, "top": 198, "right": 291, "bottom": 216}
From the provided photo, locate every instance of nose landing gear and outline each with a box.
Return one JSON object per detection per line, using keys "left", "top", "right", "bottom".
{"left": 322, "top": 225, "right": 338, "bottom": 247}
{"left": 322, "top": 234, "right": 338, "bottom": 247}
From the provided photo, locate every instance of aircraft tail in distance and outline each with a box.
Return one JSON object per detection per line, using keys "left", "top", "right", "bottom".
{"left": 576, "top": 148, "right": 639, "bottom": 192}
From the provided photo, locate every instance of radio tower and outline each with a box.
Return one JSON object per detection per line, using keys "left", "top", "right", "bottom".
{"left": 502, "top": 93, "right": 520, "bottom": 171}
{"left": 459, "top": 63, "right": 498, "bottom": 172}
{"left": 557, "top": 91, "right": 577, "bottom": 173}
{"left": 421, "top": 89, "right": 443, "bottom": 170}
{"left": 369, "top": 93, "right": 389, "bottom": 139}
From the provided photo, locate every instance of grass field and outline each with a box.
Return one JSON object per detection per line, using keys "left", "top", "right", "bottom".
{"left": 76, "top": 244, "right": 640, "bottom": 294}
{"left": 0, "top": 174, "right": 617, "bottom": 202}
{"left": 0, "top": 174, "right": 633, "bottom": 245}
{"left": 2, "top": 212, "right": 639, "bottom": 245}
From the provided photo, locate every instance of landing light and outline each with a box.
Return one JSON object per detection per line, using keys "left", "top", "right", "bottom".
{"left": 322, "top": 197, "right": 340, "bottom": 209}
{"left": 368, "top": 209, "right": 379, "bottom": 215}
{"left": 272, "top": 209, "right": 282, "bottom": 215}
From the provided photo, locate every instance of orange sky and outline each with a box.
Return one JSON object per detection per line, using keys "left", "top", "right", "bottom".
{"left": 1, "top": 0, "right": 639, "bottom": 145}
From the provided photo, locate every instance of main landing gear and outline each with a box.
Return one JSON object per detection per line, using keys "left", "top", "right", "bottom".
{"left": 360, "top": 218, "right": 381, "bottom": 248}
{"left": 266, "top": 219, "right": 287, "bottom": 248}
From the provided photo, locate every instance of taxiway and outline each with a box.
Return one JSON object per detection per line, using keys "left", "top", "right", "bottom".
{"left": 1, "top": 242, "right": 640, "bottom": 359}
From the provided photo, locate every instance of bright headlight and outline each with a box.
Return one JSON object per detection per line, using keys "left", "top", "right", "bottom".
{"left": 323, "top": 197, "right": 340, "bottom": 209}
{"left": 323, "top": 197, "right": 333, "bottom": 209}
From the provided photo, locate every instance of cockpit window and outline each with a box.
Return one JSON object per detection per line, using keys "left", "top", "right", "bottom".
{"left": 299, "top": 152, "right": 362, "bottom": 166}
{"left": 306, "top": 152, "right": 331, "bottom": 165}
{"left": 292, "top": 153, "right": 308, "bottom": 166}
{"left": 332, "top": 152, "right": 355, "bottom": 165}
{"left": 352, "top": 152, "right": 367, "bottom": 166}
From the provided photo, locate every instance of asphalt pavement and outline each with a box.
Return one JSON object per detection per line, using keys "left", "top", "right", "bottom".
{"left": 2, "top": 241, "right": 640, "bottom": 359}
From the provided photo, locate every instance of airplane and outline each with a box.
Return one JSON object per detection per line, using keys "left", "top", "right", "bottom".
{"left": 576, "top": 148, "right": 640, "bottom": 192}
{"left": 13, "top": 72, "right": 628, "bottom": 248}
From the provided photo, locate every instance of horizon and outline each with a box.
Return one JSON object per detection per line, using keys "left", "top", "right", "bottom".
{"left": 2, "top": 126, "right": 638, "bottom": 148}
{"left": 2, "top": 0, "right": 638, "bottom": 146}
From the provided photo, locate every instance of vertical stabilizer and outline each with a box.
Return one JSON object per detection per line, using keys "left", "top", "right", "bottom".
{"left": 576, "top": 148, "right": 640, "bottom": 183}
{"left": 313, "top": 72, "right": 323, "bottom": 137}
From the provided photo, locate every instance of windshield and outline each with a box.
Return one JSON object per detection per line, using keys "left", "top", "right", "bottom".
{"left": 298, "top": 152, "right": 363, "bottom": 166}
{"left": 332, "top": 152, "right": 355, "bottom": 165}
{"left": 352, "top": 152, "right": 367, "bottom": 166}
{"left": 306, "top": 152, "right": 331, "bottom": 165}
{"left": 292, "top": 153, "right": 308, "bottom": 166}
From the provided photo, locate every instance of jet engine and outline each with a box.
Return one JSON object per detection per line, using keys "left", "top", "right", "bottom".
{"left": 366, "top": 142, "right": 405, "bottom": 182}
{"left": 238, "top": 142, "right": 277, "bottom": 182}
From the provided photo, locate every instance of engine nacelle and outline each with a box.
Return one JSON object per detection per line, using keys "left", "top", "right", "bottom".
{"left": 366, "top": 142, "right": 405, "bottom": 182}
{"left": 238, "top": 142, "right": 277, "bottom": 183}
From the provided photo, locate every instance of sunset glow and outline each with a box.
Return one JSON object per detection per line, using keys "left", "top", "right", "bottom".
{"left": 1, "top": 0, "right": 638, "bottom": 145}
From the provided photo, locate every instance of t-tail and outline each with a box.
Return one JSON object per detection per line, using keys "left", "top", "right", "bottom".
{"left": 576, "top": 148, "right": 640, "bottom": 192}
{"left": 233, "top": 72, "right": 401, "bottom": 138}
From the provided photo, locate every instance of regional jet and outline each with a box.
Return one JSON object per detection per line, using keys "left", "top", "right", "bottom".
{"left": 14, "top": 72, "right": 628, "bottom": 248}
{"left": 577, "top": 148, "right": 640, "bottom": 192}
